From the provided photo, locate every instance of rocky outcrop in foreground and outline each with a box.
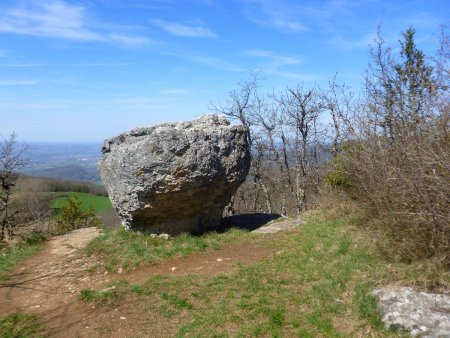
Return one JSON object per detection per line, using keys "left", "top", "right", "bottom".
{"left": 100, "top": 115, "right": 250, "bottom": 235}
{"left": 372, "top": 286, "right": 450, "bottom": 337}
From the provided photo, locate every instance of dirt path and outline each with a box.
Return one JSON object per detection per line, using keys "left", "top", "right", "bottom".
{"left": 0, "top": 228, "right": 105, "bottom": 337}
{"left": 0, "top": 219, "right": 299, "bottom": 337}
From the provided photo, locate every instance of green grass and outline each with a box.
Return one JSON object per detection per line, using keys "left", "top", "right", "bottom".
{"left": 84, "top": 227, "right": 247, "bottom": 272}
{"left": 52, "top": 192, "right": 112, "bottom": 215}
{"left": 78, "top": 280, "right": 129, "bottom": 303}
{"left": 0, "top": 242, "right": 42, "bottom": 282}
{"left": 0, "top": 313, "right": 44, "bottom": 338}
{"left": 144, "top": 216, "right": 396, "bottom": 337}
{"left": 79, "top": 212, "right": 450, "bottom": 336}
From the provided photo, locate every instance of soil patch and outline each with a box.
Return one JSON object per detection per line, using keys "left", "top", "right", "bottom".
{"left": 0, "top": 218, "right": 298, "bottom": 337}
{"left": 126, "top": 239, "right": 276, "bottom": 284}
{"left": 0, "top": 228, "right": 104, "bottom": 337}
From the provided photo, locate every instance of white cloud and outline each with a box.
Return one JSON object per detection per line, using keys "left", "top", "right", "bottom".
{"left": 195, "top": 0, "right": 216, "bottom": 5}
{"left": 328, "top": 33, "right": 377, "bottom": 50}
{"left": 0, "top": 62, "right": 137, "bottom": 68}
{"left": 242, "top": 0, "right": 366, "bottom": 35}
{"left": 189, "top": 55, "right": 245, "bottom": 72}
{"left": 152, "top": 19, "right": 216, "bottom": 38}
{"left": 0, "top": 0, "right": 151, "bottom": 45}
{"left": 0, "top": 1, "right": 102, "bottom": 41}
{"left": 0, "top": 63, "right": 43, "bottom": 67}
{"left": 243, "top": 49, "right": 311, "bottom": 80}
{"left": 244, "top": 49, "right": 303, "bottom": 67}
{"left": 161, "top": 89, "right": 191, "bottom": 95}
{"left": 244, "top": 0, "right": 308, "bottom": 33}
{"left": 0, "top": 80, "right": 38, "bottom": 86}
{"left": 167, "top": 50, "right": 245, "bottom": 72}
{"left": 268, "top": 70, "right": 319, "bottom": 81}
{"left": 109, "top": 33, "right": 153, "bottom": 46}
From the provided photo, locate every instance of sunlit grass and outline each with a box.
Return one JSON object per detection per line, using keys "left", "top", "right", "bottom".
{"left": 84, "top": 227, "right": 248, "bottom": 272}
{"left": 0, "top": 312, "right": 44, "bottom": 338}
{"left": 0, "top": 242, "right": 42, "bottom": 282}
{"left": 77, "top": 214, "right": 395, "bottom": 336}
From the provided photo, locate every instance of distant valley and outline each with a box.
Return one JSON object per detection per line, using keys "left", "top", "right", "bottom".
{"left": 19, "top": 143, "right": 102, "bottom": 183}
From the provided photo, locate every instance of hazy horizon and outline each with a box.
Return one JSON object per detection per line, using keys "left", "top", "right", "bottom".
{"left": 1, "top": 0, "right": 448, "bottom": 143}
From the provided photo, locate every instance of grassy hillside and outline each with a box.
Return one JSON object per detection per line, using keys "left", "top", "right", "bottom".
{"left": 76, "top": 211, "right": 447, "bottom": 337}
{"left": 52, "top": 192, "right": 112, "bottom": 215}
{"left": 2, "top": 209, "right": 449, "bottom": 336}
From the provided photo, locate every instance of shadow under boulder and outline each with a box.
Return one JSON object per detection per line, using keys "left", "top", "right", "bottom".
{"left": 218, "top": 213, "right": 283, "bottom": 233}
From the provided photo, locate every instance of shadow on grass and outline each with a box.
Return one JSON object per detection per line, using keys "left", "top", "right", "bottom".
{"left": 98, "top": 209, "right": 283, "bottom": 235}
{"left": 217, "top": 213, "right": 283, "bottom": 233}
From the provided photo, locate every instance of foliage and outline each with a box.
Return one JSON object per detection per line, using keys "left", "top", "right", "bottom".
{"left": 325, "top": 154, "right": 351, "bottom": 189}
{"left": 0, "top": 313, "right": 44, "bottom": 338}
{"left": 56, "top": 195, "right": 101, "bottom": 233}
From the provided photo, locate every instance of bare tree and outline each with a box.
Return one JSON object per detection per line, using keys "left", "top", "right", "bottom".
{"left": 279, "top": 85, "right": 323, "bottom": 213}
{"left": 320, "top": 76, "right": 356, "bottom": 158}
{"left": 0, "top": 133, "right": 28, "bottom": 242}
{"left": 209, "top": 71, "right": 262, "bottom": 147}
{"left": 15, "top": 177, "right": 52, "bottom": 224}
{"left": 211, "top": 72, "right": 274, "bottom": 215}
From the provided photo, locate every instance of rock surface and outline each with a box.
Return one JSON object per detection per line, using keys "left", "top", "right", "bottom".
{"left": 372, "top": 286, "right": 450, "bottom": 337}
{"left": 100, "top": 115, "right": 250, "bottom": 235}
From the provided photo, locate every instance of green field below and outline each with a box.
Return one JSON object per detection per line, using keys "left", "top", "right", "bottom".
{"left": 51, "top": 192, "right": 112, "bottom": 215}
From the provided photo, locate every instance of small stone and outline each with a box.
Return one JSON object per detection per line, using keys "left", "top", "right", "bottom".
{"left": 120, "top": 317, "right": 126, "bottom": 320}
{"left": 171, "top": 266, "right": 177, "bottom": 271}
{"left": 104, "top": 271, "right": 108, "bottom": 275}
{"left": 159, "top": 233, "right": 170, "bottom": 240}
{"left": 217, "top": 258, "right": 223, "bottom": 262}
{"left": 118, "top": 267, "right": 123, "bottom": 274}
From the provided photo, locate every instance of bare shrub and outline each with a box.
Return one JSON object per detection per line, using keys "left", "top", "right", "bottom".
{"left": 0, "top": 133, "right": 28, "bottom": 243}
{"left": 14, "top": 176, "right": 52, "bottom": 223}
{"left": 339, "top": 27, "right": 450, "bottom": 266}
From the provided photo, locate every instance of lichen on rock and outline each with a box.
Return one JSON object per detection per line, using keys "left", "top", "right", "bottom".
{"left": 372, "top": 286, "right": 450, "bottom": 337}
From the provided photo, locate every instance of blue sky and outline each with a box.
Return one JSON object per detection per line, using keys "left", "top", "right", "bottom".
{"left": 0, "top": 0, "right": 448, "bottom": 143}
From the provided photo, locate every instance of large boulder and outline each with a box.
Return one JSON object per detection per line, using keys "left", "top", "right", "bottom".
{"left": 100, "top": 115, "right": 250, "bottom": 235}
